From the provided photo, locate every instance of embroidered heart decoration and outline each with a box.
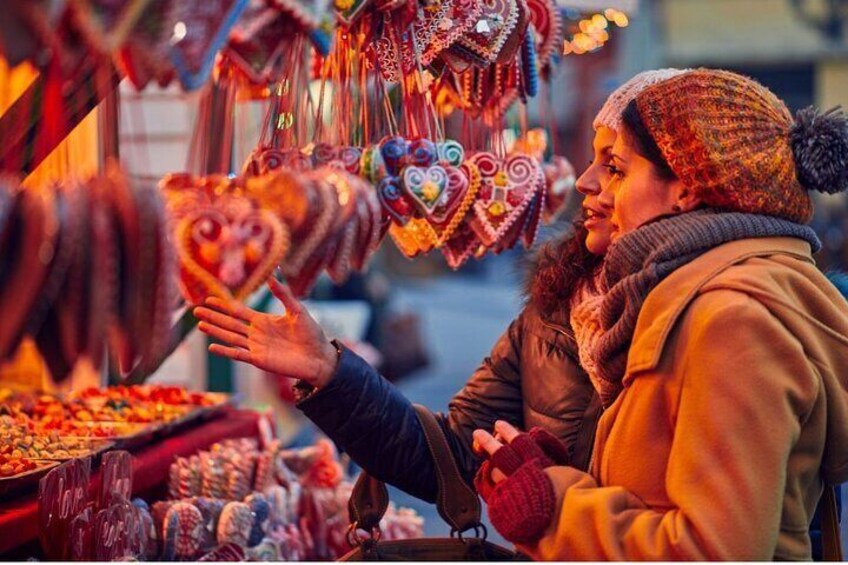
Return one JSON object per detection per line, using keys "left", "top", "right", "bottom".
{"left": 388, "top": 218, "right": 438, "bottom": 258}
{"left": 168, "top": 0, "right": 249, "bottom": 91}
{"left": 175, "top": 203, "right": 289, "bottom": 305}
{"left": 441, "top": 222, "right": 480, "bottom": 270}
{"left": 377, "top": 176, "right": 415, "bottom": 226}
{"left": 437, "top": 139, "right": 465, "bottom": 167}
{"left": 468, "top": 152, "right": 542, "bottom": 247}
{"left": 380, "top": 136, "right": 410, "bottom": 176}
{"left": 524, "top": 0, "right": 561, "bottom": 67}
{"left": 361, "top": 144, "right": 387, "bottom": 183}
{"left": 402, "top": 165, "right": 448, "bottom": 215}
{"left": 452, "top": 0, "right": 521, "bottom": 66}
{"left": 431, "top": 163, "right": 479, "bottom": 243}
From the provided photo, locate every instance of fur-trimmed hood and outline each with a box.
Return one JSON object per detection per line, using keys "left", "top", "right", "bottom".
{"left": 523, "top": 226, "right": 603, "bottom": 328}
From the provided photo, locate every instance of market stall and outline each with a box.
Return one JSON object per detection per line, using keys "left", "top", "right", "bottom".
{"left": 0, "top": 0, "right": 634, "bottom": 560}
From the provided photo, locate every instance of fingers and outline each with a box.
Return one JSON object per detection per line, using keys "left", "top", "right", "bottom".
{"left": 198, "top": 321, "right": 251, "bottom": 349}
{"left": 494, "top": 420, "right": 521, "bottom": 444}
{"left": 193, "top": 306, "right": 249, "bottom": 336}
{"left": 267, "top": 277, "right": 301, "bottom": 316}
{"left": 205, "top": 296, "right": 256, "bottom": 323}
{"left": 472, "top": 429, "right": 503, "bottom": 458}
{"left": 208, "top": 343, "right": 251, "bottom": 363}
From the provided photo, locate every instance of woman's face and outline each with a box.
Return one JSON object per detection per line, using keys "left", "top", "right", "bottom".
{"left": 575, "top": 126, "right": 616, "bottom": 255}
{"left": 606, "top": 132, "right": 686, "bottom": 238}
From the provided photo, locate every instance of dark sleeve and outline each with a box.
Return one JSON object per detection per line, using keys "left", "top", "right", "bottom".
{"left": 443, "top": 311, "right": 526, "bottom": 486}
{"left": 297, "top": 346, "right": 440, "bottom": 502}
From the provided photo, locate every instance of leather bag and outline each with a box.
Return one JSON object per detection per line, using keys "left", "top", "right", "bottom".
{"left": 338, "top": 404, "right": 517, "bottom": 561}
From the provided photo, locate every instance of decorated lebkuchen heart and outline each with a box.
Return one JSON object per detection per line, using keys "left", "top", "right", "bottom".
{"left": 441, "top": 222, "right": 481, "bottom": 270}
{"left": 524, "top": 0, "right": 561, "bottom": 68}
{"left": 468, "top": 152, "right": 543, "bottom": 247}
{"left": 452, "top": 0, "right": 522, "bottom": 66}
{"left": 402, "top": 165, "right": 448, "bottom": 215}
{"left": 388, "top": 217, "right": 439, "bottom": 258}
{"left": 437, "top": 139, "right": 465, "bottom": 167}
{"left": 168, "top": 0, "right": 250, "bottom": 90}
{"left": 175, "top": 194, "right": 290, "bottom": 306}
{"left": 431, "top": 162, "right": 480, "bottom": 244}
{"left": 378, "top": 175, "right": 415, "bottom": 226}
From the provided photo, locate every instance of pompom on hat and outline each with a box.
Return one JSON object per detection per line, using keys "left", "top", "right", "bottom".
{"left": 592, "top": 68, "right": 690, "bottom": 133}
{"left": 631, "top": 68, "right": 848, "bottom": 224}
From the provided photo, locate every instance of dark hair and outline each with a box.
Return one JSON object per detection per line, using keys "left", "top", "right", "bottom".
{"left": 527, "top": 221, "right": 604, "bottom": 314}
{"left": 621, "top": 99, "right": 676, "bottom": 181}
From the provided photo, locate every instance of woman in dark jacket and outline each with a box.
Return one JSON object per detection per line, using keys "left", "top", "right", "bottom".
{"left": 194, "top": 70, "right": 687, "bottom": 503}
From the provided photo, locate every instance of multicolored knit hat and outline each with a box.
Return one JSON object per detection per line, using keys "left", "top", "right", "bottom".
{"left": 631, "top": 68, "right": 848, "bottom": 223}
{"left": 592, "top": 68, "right": 689, "bottom": 133}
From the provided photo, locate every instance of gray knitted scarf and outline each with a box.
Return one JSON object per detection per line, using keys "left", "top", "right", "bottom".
{"left": 586, "top": 209, "right": 821, "bottom": 406}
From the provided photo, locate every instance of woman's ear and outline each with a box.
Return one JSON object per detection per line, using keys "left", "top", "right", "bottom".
{"left": 674, "top": 182, "right": 702, "bottom": 213}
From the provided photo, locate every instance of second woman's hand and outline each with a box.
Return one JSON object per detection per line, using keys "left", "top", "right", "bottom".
{"left": 193, "top": 277, "right": 339, "bottom": 389}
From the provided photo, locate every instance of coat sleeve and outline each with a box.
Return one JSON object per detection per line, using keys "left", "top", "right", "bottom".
{"left": 518, "top": 291, "right": 818, "bottom": 561}
{"left": 297, "top": 311, "right": 528, "bottom": 502}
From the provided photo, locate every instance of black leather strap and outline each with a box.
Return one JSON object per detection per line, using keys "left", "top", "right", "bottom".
{"left": 348, "top": 405, "right": 482, "bottom": 534}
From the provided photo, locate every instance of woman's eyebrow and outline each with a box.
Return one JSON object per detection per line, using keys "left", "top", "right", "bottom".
{"left": 610, "top": 152, "right": 627, "bottom": 165}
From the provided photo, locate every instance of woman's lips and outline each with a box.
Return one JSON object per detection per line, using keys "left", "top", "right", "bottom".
{"left": 583, "top": 208, "right": 607, "bottom": 229}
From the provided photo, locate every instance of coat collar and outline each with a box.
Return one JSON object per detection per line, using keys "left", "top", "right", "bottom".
{"left": 624, "top": 237, "right": 816, "bottom": 376}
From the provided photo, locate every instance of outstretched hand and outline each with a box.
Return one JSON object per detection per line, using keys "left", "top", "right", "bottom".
{"left": 194, "top": 277, "right": 339, "bottom": 389}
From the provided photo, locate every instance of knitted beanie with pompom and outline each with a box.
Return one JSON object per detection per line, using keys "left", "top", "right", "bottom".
{"left": 631, "top": 68, "right": 848, "bottom": 224}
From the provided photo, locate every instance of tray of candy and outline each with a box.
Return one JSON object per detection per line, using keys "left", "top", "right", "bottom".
{"left": 0, "top": 457, "right": 59, "bottom": 500}
{"left": 73, "top": 421, "right": 159, "bottom": 451}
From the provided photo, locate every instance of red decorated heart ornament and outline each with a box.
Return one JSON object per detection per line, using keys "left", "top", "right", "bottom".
{"left": 468, "top": 152, "right": 542, "bottom": 247}
{"left": 175, "top": 199, "right": 289, "bottom": 306}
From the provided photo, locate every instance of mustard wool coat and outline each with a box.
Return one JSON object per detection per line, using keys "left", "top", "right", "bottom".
{"left": 520, "top": 237, "right": 848, "bottom": 561}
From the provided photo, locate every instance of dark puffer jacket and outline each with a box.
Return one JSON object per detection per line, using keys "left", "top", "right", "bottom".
{"left": 297, "top": 241, "right": 601, "bottom": 502}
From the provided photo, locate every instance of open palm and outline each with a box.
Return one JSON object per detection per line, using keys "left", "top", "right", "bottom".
{"left": 194, "top": 277, "right": 338, "bottom": 388}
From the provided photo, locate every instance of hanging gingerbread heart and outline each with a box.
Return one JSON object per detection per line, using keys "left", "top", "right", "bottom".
{"left": 168, "top": 0, "right": 250, "bottom": 91}
{"left": 436, "top": 139, "right": 465, "bottom": 167}
{"left": 175, "top": 196, "right": 290, "bottom": 306}
{"left": 360, "top": 144, "right": 387, "bottom": 183}
{"left": 441, "top": 222, "right": 480, "bottom": 270}
{"left": 377, "top": 176, "right": 415, "bottom": 226}
{"left": 521, "top": 185, "right": 545, "bottom": 249}
{"left": 402, "top": 165, "right": 448, "bottom": 215}
{"left": 431, "top": 162, "right": 480, "bottom": 244}
{"left": 450, "top": 0, "right": 521, "bottom": 66}
{"left": 388, "top": 217, "right": 438, "bottom": 258}
{"left": 118, "top": 0, "right": 179, "bottom": 90}
{"left": 406, "top": 137, "right": 439, "bottom": 167}
{"left": 524, "top": 0, "right": 561, "bottom": 68}
{"left": 467, "top": 152, "right": 541, "bottom": 247}
{"left": 398, "top": 0, "right": 484, "bottom": 70}
{"left": 280, "top": 174, "right": 337, "bottom": 278}
{"left": 223, "top": 6, "right": 292, "bottom": 86}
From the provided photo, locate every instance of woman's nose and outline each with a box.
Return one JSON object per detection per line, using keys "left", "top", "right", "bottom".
{"left": 575, "top": 166, "right": 601, "bottom": 196}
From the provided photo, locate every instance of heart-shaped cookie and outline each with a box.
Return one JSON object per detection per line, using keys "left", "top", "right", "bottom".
{"left": 380, "top": 136, "right": 409, "bottom": 176}
{"left": 377, "top": 176, "right": 415, "bottom": 226}
{"left": 440, "top": 222, "right": 480, "bottom": 270}
{"left": 402, "top": 165, "right": 448, "bottom": 215}
{"left": 452, "top": 0, "right": 521, "bottom": 66}
{"left": 175, "top": 203, "right": 289, "bottom": 306}
{"left": 431, "top": 162, "right": 480, "bottom": 244}
{"left": 525, "top": 0, "right": 561, "bottom": 67}
{"left": 168, "top": 0, "right": 250, "bottom": 91}
{"left": 437, "top": 139, "right": 465, "bottom": 167}
{"left": 468, "top": 152, "right": 542, "bottom": 247}
{"left": 388, "top": 217, "right": 438, "bottom": 258}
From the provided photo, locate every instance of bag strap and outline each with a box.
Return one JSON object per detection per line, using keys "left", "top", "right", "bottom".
{"left": 348, "top": 404, "right": 482, "bottom": 535}
{"left": 822, "top": 485, "right": 843, "bottom": 561}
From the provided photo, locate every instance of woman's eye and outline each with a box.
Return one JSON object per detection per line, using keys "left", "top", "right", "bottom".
{"left": 603, "top": 164, "right": 624, "bottom": 177}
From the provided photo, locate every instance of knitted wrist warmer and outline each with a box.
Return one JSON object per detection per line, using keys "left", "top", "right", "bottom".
{"left": 488, "top": 460, "right": 556, "bottom": 546}
{"left": 528, "top": 427, "right": 570, "bottom": 466}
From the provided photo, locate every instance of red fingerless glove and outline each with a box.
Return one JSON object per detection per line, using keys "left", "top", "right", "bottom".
{"left": 487, "top": 459, "right": 556, "bottom": 546}
{"left": 472, "top": 429, "right": 568, "bottom": 546}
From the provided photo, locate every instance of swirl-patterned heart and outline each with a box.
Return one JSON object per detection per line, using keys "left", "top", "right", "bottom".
{"left": 377, "top": 176, "right": 415, "bottom": 226}
{"left": 431, "top": 163, "right": 480, "bottom": 244}
{"left": 175, "top": 199, "right": 289, "bottom": 305}
{"left": 451, "top": 0, "right": 521, "bottom": 65}
{"left": 402, "top": 165, "right": 448, "bottom": 215}
{"left": 468, "top": 152, "right": 543, "bottom": 247}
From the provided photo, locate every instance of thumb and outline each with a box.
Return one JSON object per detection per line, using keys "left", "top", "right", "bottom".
{"left": 268, "top": 276, "right": 301, "bottom": 316}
